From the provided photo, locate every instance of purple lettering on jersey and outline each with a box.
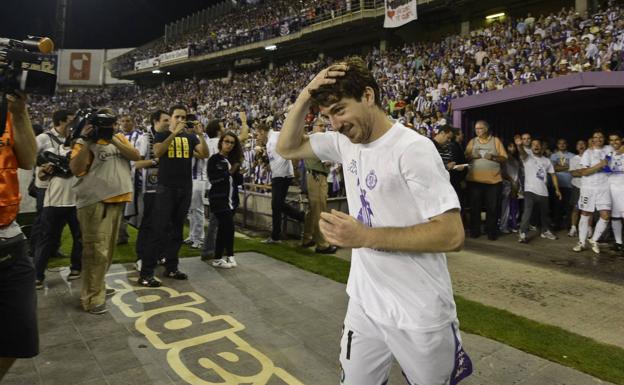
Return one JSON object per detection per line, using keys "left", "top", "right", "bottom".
{"left": 357, "top": 179, "right": 374, "bottom": 227}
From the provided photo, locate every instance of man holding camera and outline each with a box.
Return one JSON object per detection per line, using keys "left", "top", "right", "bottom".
{"left": 31, "top": 110, "right": 80, "bottom": 263}
{"left": 0, "top": 91, "right": 39, "bottom": 379}
{"left": 69, "top": 108, "right": 140, "bottom": 314}
{"left": 139, "top": 104, "right": 208, "bottom": 285}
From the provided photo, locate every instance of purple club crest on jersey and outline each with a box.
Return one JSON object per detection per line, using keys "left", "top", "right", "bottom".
{"left": 365, "top": 170, "right": 377, "bottom": 190}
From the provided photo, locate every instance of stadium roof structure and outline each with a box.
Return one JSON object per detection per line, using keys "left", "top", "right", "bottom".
{"left": 451, "top": 72, "right": 624, "bottom": 142}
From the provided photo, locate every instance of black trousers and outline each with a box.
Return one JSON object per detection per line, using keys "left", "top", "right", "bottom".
{"left": 141, "top": 186, "right": 191, "bottom": 278}
{"left": 469, "top": 182, "right": 502, "bottom": 239}
{"left": 214, "top": 210, "right": 234, "bottom": 258}
{"left": 29, "top": 187, "right": 47, "bottom": 252}
{"left": 271, "top": 177, "right": 304, "bottom": 240}
{"left": 34, "top": 206, "right": 82, "bottom": 281}
{"left": 0, "top": 235, "right": 39, "bottom": 358}
{"left": 136, "top": 193, "right": 158, "bottom": 262}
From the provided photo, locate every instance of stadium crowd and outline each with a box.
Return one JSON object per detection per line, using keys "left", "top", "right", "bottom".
{"left": 111, "top": 0, "right": 365, "bottom": 74}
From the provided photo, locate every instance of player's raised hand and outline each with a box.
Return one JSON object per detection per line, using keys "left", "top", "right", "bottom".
{"left": 304, "top": 64, "right": 348, "bottom": 97}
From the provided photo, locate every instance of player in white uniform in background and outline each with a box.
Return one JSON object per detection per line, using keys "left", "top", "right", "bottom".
{"left": 277, "top": 57, "right": 472, "bottom": 385}
{"left": 574, "top": 131, "right": 612, "bottom": 254}
{"left": 607, "top": 131, "right": 624, "bottom": 254}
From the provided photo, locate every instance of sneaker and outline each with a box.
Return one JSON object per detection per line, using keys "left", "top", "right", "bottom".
{"left": 568, "top": 227, "right": 577, "bottom": 237}
{"left": 35, "top": 279, "right": 44, "bottom": 290}
{"left": 572, "top": 241, "right": 586, "bottom": 252}
{"left": 158, "top": 257, "right": 166, "bottom": 265}
{"left": 183, "top": 237, "right": 192, "bottom": 245}
{"left": 540, "top": 230, "right": 558, "bottom": 240}
{"left": 262, "top": 238, "right": 281, "bottom": 244}
{"left": 211, "top": 258, "right": 232, "bottom": 269}
{"left": 500, "top": 228, "right": 511, "bottom": 234}
{"left": 137, "top": 276, "right": 162, "bottom": 287}
{"left": 226, "top": 256, "right": 237, "bottom": 267}
{"left": 67, "top": 270, "right": 81, "bottom": 280}
{"left": 588, "top": 239, "right": 600, "bottom": 254}
{"left": 511, "top": 228, "right": 519, "bottom": 233}
{"left": 315, "top": 245, "right": 338, "bottom": 254}
{"left": 134, "top": 259, "right": 142, "bottom": 271}
{"left": 518, "top": 232, "right": 528, "bottom": 243}
{"left": 88, "top": 304, "right": 108, "bottom": 315}
{"left": 164, "top": 270, "right": 188, "bottom": 280}
{"left": 105, "top": 288, "right": 117, "bottom": 297}
{"left": 528, "top": 225, "right": 537, "bottom": 231}
{"left": 191, "top": 242, "right": 203, "bottom": 249}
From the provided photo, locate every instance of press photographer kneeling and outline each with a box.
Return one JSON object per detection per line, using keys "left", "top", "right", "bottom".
{"left": 69, "top": 108, "right": 140, "bottom": 315}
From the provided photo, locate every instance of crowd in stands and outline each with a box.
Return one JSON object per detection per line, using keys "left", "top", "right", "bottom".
{"left": 111, "top": 0, "right": 364, "bottom": 74}
{"left": 26, "top": 5, "right": 624, "bottom": 250}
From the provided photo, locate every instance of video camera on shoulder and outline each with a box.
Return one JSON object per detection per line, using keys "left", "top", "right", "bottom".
{"left": 0, "top": 36, "right": 57, "bottom": 135}
{"left": 67, "top": 108, "right": 117, "bottom": 144}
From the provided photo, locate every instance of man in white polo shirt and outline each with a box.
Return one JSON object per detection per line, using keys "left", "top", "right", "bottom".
{"left": 277, "top": 57, "right": 472, "bottom": 385}
{"left": 264, "top": 124, "right": 304, "bottom": 243}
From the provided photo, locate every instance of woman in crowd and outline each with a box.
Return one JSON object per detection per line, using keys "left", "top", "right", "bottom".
{"left": 207, "top": 132, "right": 243, "bottom": 269}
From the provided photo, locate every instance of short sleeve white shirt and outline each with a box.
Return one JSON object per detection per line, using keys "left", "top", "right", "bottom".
{"left": 580, "top": 147, "right": 610, "bottom": 188}
{"left": 608, "top": 152, "right": 624, "bottom": 187}
{"left": 309, "top": 122, "right": 460, "bottom": 331}
{"left": 266, "top": 130, "right": 294, "bottom": 178}
{"left": 522, "top": 152, "right": 555, "bottom": 197}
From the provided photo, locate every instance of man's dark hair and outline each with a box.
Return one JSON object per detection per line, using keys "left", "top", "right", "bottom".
{"left": 438, "top": 125, "right": 454, "bottom": 136}
{"left": 52, "top": 110, "right": 72, "bottom": 127}
{"left": 256, "top": 122, "right": 270, "bottom": 132}
{"left": 310, "top": 56, "right": 382, "bottom": 108}
{"left": 608, "top": 130, "right": 623, "bottom": 138}
{"left": 150, "top": 110, "right": 168, "bottom": 126}
{"left": 206, "top": 119, "right": 221, "bottom": 138}
{"left": 168, "top": 104, "right": 188, "bottom": 116}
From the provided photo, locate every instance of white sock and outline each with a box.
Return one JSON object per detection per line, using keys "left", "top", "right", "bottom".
{"left": 570, "top": 225, "right": 577, "bottom": 230}
{"left": 591, "top": 218, "right": 609, "bottom": 242}
{"left": 612, "top": 219, "right": 623, "bottom": 244}
{"left": 578, "top": 215, "right": 589, "bottom": 244}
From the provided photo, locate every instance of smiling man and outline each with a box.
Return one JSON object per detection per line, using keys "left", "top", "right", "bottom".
{"left": 277, "top": 57, "right": 472, "bottom": 385}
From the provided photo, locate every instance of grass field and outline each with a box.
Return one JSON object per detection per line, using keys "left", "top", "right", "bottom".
{"left": 53, "top": 225, "right": 624, "bottom": 384}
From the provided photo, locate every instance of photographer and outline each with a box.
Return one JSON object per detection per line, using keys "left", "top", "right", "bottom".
{"left": 69, "top": 108, "right": 139, "bottom": 315}
{"left": 31, "top": 110, "right": 77, "bottom": 258}
{"left": 33, "top": 133, "right": 82, "bottom": 289}
{"left": 0, "top": 91, "right": 39, "bottom": 379}
{"left": 32, "top": 110, "right": 82, "bottom": 284}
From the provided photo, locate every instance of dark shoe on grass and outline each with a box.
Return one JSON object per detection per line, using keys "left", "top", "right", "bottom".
{"left": 315, "top": 246, "right": 338, "bottom": 254}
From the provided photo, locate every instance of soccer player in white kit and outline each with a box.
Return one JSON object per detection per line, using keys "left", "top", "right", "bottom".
{"left": 607, "top": 131, "right": 624, "bottom": 253}
{"left": 573, "top": 131, "right": 613, "bottom": 254}
{"left": 277, "top": 57, "right": 472, "bottom": 385}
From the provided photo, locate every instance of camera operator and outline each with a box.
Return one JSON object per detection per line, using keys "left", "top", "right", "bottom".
{"left": 0, "top": 91, "right": 39, "bottom": 379}
{"left": 32, "top": 110, "right": 82, "bottom": 284}
{"left": 69, "top": 108, "right": 140, "bottom": 315}
{"left": 31, "top": 110, "right": 78, "bottom": 258}
{"left": 33, "top": 131, "right": 82, "bottom": 289}
{"left": 139, "top": 104, "right": 208, "bottom": 285}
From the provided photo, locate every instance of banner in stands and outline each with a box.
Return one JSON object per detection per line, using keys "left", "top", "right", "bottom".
{"left": 57, "top": 49, "right": 105, "bottom": 85}
{"left": 159, "top": 47, "right": 189, "bottom": 64}
{"left": 134, "top": 57, "right": 160, "bottom": 71}
{"left": 383, "top": 0, "right": 417, "bottom": 28}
